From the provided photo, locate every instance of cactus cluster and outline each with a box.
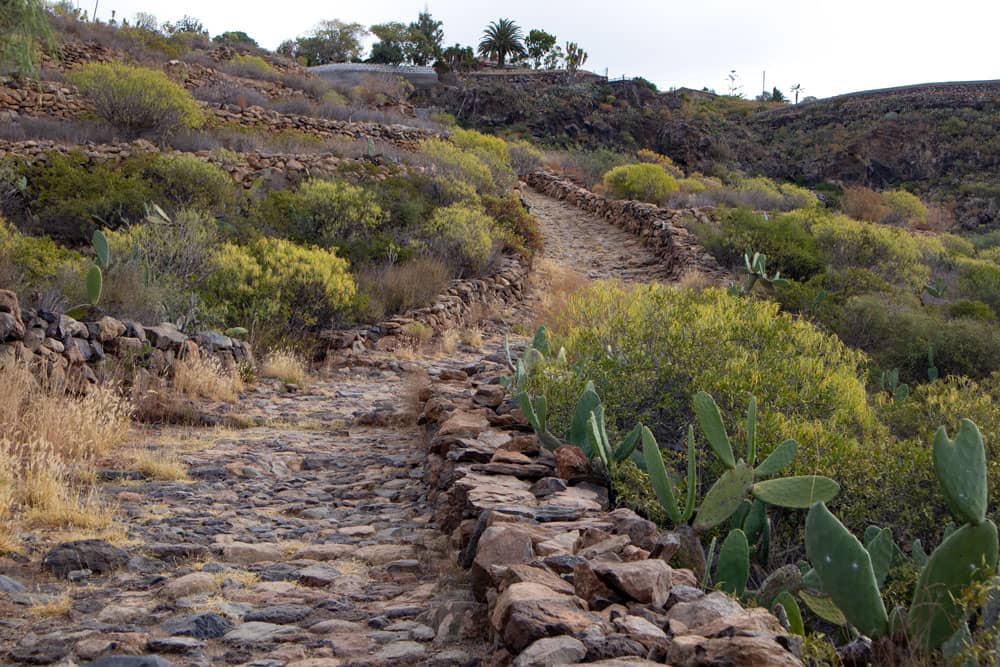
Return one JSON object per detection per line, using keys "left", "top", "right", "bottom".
{"left": 729, "top": 247, "right": 791, "bottom": 296}
{"left": 803, "top": 418, "right": 998, "bottom": 652}
{"left": 65, "top": 229, "right": 109, "bottom": 320}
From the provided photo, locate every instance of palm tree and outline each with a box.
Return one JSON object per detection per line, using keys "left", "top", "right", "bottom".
{"left": 477, "top": 19, "right": 525, "bottom": 68}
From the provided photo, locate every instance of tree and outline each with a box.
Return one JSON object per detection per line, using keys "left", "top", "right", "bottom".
{"left": 292, "top": 20, "right": 368, "bottom": 66}
{"left": 0, "top": 0, "right": 53, "bottom": 78}
{"left": 162, "top": 15, "right": 206, "bottom": 36}
{"left": 525, "top": 29, "right": 556, "bottom": 69}
{"left": 770, "top": 86, "right": 786, "bottom": 103}
{"left": 369, "top": 22, "right": 409, "bottom": 65}
{"left": 132, "top": 12, "right": 159, "bottom": 32}
{"left": 442, "top": 44, "right": 477, "bottom": 72}
{"left": 478, "top": 18, "right": 525, "bottom": 68}
{"left": 790, "top": 83, "right": 803, "bottom": 103}
{"left": 408, "top": 10, "right": 443, "bottom": 65}
{"left": 726, "top": 69, "right": 743, "bottom": 97}
{"left": 564, "top": 42, "right": 588, "bottom": 73}
{"left": 543, "top": 45, "right": 564, "bottom": 70}
{"left": 213, "top": 31, "right": 259, "bottom": 48}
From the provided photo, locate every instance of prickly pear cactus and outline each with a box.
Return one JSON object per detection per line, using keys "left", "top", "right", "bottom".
{"left": 694, "top": 463, "right": 754, "bottom": 532}
{"left": 933, "top": 419, "right": 988, "bottom": 526}
{"left": 752, "top": 475, "right": 840, "bottom": 509}
{"left": 805, "top": 502, "right": 888, "bottom": 638}
{"left": 693, "top": 391, "right": 735, "bottom": 468}
{"left": 715, "top": 529, "right": 750, "bottom": 596}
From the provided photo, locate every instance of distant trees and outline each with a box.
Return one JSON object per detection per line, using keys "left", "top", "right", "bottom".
{"left": 132, "top": 12, "right": 159, "bottom": 32}
{"left": 478, "top": 19, "right": 525, "bottom": 68}
{"left": 279, "top": 20, "right": 368, "bottom": 66}
{"left": 161, "top": 15, "right": 206, "bottom": 36}
{"left": 368, "top": 11, "right": 444, "bottom": 66}
{"left": 213, "top": 31, "right": 259, "bottom": 48}
{"left": 441, "top": 44, "right": 477, "bottom": 72}
{"left": 756, "top": 87, "right": 787, "bottom": 103}
{"left": 0, "top": 0, "right": 53, "bottom": 77}
{"left": 525, "top": 29, "right": 556, "bottom": 69}
{"left": 564, "top": 42, "right": 588, "bottom": 73}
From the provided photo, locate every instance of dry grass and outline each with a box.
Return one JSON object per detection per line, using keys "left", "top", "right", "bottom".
{"left": 0, "top": 363, "right": 133, "bottom": 546}
{"left": 129, "top": 447, "right": 190, "bottom": 481}
{"left": 402, "top": 369, "right": 431, "bottom": 421}
{"left": 400, "top": 322, "right": 435, "bottom": 342}
{"left": 677, "top": 269, "right": 717, "bottom": 291}
{"left": 438, "top": 329, "right": 460, "bottom": 355}
{"left": 172, "top": 354, "right": 243, "bottom": 402}
{"left": 530, "top": 258, "right": 591, "bottom": 332}
{"left": 261, "top": 349, "right": 308, "bottom": 387}
{"left": 460, "top": 327, "right": 484, "bottom": 348}
{"left": 30, "top": 593, "right": 73, "bottom": 618}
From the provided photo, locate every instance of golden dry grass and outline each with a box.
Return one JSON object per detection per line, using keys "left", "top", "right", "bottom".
{"left": 172, "top": 354, "right": 243, "bottom": 402}
{"left": 129, "top": 447, "right": 190, "bottom": 481}
{"left": 437, "top": 329, "right": 459, "bottom": 354}
{"left": 459, "top": 326, "right": 484, "bottom": 348}
{"left": 260, "top": 348, "right": 308, "bottom": 387}
{"left": 0, "top": 362, "right": 133, "bottom": 546}
{"left": 30, "top": 593, "right": 73, "bottom": 618}
{"left": 530, "top": 258, "right": 591, "bottom": 333}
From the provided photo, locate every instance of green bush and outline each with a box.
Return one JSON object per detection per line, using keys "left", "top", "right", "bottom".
{"left": 142, "top": 154, "right": 236, "bottom": 213}
{"left": 481, "top": 193, "right": 543, "bottom": 257}
{"left": 602, "top": 163, "right": 678, "bottom": 204}
{"left": 529, "top": 282, "right": 878, "bottom": 484}
{"left": 881, "top": 188, "right": 928, "bottom": 227}
{"left": 253, "top": 179, "right": 384, "bottom": 249}
{"left": 16, "top": 151, "right": 153, "bottom": 241}
{"left": 421, "top": 203, "right": 495, "bottom": 275}
{"left": 811, "top": 212, "right": 928, "bottom": 289}
{"left": 948, "top": 299, "right": 996, "bottom": 322}
{"left": 0, "top": 217, "right": 83, "bottom": 295}
{"left": 956, "top": 257, "right": 1000, "bottom": 315}
{"left": 452, "top": 129, "right": 516, "bottom": 191}
{"left": 506, "top": 139, "right": 544, "bottom": 176}
{"left": 201, "top": 237, "right": 356, "bottom": 338}
{"left": 69, "top": 62, "right": 204, "bottom": 138}
{"left": 420, "top": 137, "right": 495, "bottom": 194}
{"left": 696, "top": 208, "right": 822, "bottom": 280}
{"left": 836, "top": 293, "right": 1000, "bottom": 381}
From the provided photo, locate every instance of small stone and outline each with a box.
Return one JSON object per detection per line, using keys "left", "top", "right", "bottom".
{"left": 42, "top": 539, "right": 129, "bottom": 577}
{"left": 554, "top": 445, "right": 591, "bottom": 479}
{"left": 222, "top": 541, "right": 283, "bottom": 565}
{"left": 0, "top": 574, "right": 26, "bottom": 593}
{"left": 245, "top": 604, "right": 312, "bottom": 624}
{"left": 86, "top": 657, "right": 175, "bottom": 667}
{"left": 513, "top": 636, "right": 587, "bottom": 667}
{"left": 592, "top": 560, "right": 674, "bottom": 607}
{"left": 375, "top": 640, "right": 426, "bottom": 661}
{"left": 297, "top": 563, "right": 341, "bottom": 587}
{"left": 162, "top": 612, "right": 234, "bottom": 639}
{"left": 223, "top": 621, "right": 297, "bottom": 644}
{"left": 146, "top": 637, "right": 205, "bottom": 653}
{"left": 162, "top": 572, "right": 218, "bottom": 599}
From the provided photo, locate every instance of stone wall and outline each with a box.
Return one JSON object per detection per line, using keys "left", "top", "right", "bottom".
{"left": 0, "top": 138, "right": 399, "bottom": 189}
{"left": 417, "top": 359, "right": 803, "bottom": 665}
{"left": 324, "top": 255, "right": 530, "bottom": 353}
{"left": 461, "top": 70, "right": 605, "bottom": 86}
{"left": 526, "top": 171, "right": 729, "bottom": 281}
{"left": 0, "top": 79, "right": 437, "bottom": 149}
{"left": 0, "top": 289, "right": 252, "bottom": 389}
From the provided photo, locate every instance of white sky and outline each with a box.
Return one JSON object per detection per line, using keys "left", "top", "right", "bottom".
{"left": 83, "top": 0, "right": 999, "bottom": 99}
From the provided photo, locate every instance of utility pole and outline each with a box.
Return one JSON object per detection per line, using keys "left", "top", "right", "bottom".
{"left": 762, "top": 70, "right": 766, "bottom": 98}
{"left": 92, "top": 0, "right": 98, "bottom": 22}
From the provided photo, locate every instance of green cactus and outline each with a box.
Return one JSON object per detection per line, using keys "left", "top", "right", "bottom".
{"left": 755, "top": 439, "right": 797, "bottom": 477}
{"left": 932, "top": 419, "right": 988, "bottom": 526}
{"left": 65, "top": 229, "right": 110, "bottom": 319}
{"left": 909, "top": 520, "right": 999, "bottom": 651}
{"left": 531, "top": 325, "right": 550, "bottom": 356}
{"left": 772, "top": 590, "right": 805, "bottom": 636}
{"left": 569, "top": 382, "right": 602, "bottom": 450}
{"left": 642, "top": 424, "right": 697, "bottom": 524}
{"left": 805, "top": 502, "right": 889, "bottom": 638}
{"left": 927, "top": 344, "right": 940, "bottom": 382}
{"left": 694, "top": 463, "right": 755, "bottom": 532}
{"left": 731, "top": 248, "right": 791, "bottom": 296}
{"left": 516, "top": 391, "right": 561, "bottom": 450}
{"left": 693, "top": 390, "right": 736, "bottom": 468}
{"left": 752, "top": 476, "right": 840, "bottom": 509}
{"left": 799, "top": 589, "right": 848, "bottom": 627}
{"left": 715, "top": 528, "right": 750, "bottom": 596}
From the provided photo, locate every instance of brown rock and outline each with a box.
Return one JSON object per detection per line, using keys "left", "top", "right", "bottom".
{"left": 162, "top": 572, "right": 218, "bottom": 599}
{"left": 573, "top": 561, "right": 618, "bottom": 609}
{"left": 668, "top": 634, "right": 803, "bottom": 666}
{"left": 608, "top": 508, "right": 659, "bottom": 551}
{"left": 592, "top": 560, "right": 673, "bottom": 608}
{"left": 437, "top": 410, "right": 491, "bottom": 438}
{"left": 667, "top": 591, "right": 745, "bottom": 628}
{"left": 491, "top": 583, "right": 603, "bottom": 653}
{"left": 474, "top": 384, "right": 507, "bottom": 408}
{"left": 554, "top": 445, "right": 590, "bottom": 479}
{"left": 474, "top": 525, "right": 535, "bottom": 572}
{"left": 501, "top": 563, "right": 576, "bottom": 595}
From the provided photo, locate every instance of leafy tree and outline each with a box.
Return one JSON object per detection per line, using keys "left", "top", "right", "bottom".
{"left": 369, "top": 22, "right": 409, "bottom": 65}
{"left": 543, "top": 45, "right": 564, "bottom": 70}
{"left": 0, "top": 0, "right": 53, "bottom": 77}
{"left": 132, "top": 12, "right": 159, "bottom": 32}
{"left": 478, "top": 18, "right": 525, "bottom": 68}
{"left": 213, "top": 31, "right": 259, "bottom": 48}
{"left": 564, "top": 41, "right": 588, "bottom": 73}
{"left": 770, "top": 86, "right": 786, "bottom": 102}
{"left": 290, "top": 20, "right": 368, "bottom": 66}
{"left": 162, "top": 15, "right": 206, "bottom": 36}
{"left": 442, "top": 44, "right": 477, "bottom": 72}
{"left": 525, "top": 29, "right": 556, "bottom": 69}
{"left": 408, "top": 10, "right": 443, "bottom": 65}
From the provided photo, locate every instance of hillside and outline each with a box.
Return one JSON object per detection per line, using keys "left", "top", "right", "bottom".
{"left": 422, "top": 75, "right": 1000, "bottom": 229}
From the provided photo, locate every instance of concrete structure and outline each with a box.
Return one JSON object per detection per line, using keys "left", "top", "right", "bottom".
{"left": 309, "top": 63, "right": 439, "bottom": 90}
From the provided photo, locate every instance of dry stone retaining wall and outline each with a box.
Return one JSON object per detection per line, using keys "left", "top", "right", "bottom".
{"left": 0, "top": 289, "right": 252, "bottom": 389}
{"left": 417, "top": 359, "right": 803, "bottom": 665}
{"left": 526, "top": 170, "right": 729, "bottom": 281}
{"left": 325, "top": 255, "right": 530, "bottom": 353}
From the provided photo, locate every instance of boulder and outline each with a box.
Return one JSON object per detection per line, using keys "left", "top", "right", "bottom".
{"left": 513, "top": 636, "right": 587, "bottom": 667}
{"left": 42, "top": 539, "right": 129, "bottom": 577}
{"left": 592, "top": 560, "right": 673, "bottom": 608}
{"left": 668, "top": 634, "right": 803, "bottom": 666}
{"left": 554, "top": 445, "right": 590, "bottom": 479}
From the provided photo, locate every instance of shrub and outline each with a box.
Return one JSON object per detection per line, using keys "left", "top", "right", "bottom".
{"left": 837, "top": 294, "right": 1000, "bottom": 381}
{"left": 261, "top": 349, "right": 308, "bottom": 387}
{"left": 507, "top": 139, "right": 544, "bottom": 176}
{"left": 452, "top": 129, "right": 516, "bottom": 191}
{"left": 419, "top": 138, "right": 495, "bottom": 194}
{"left": 552, "top": 148, "right": 632, "bottom": 189}
{"left": 172, "top": 354, "right": 243, "bottom": 402}
{"left": 881, "top": 188, "right": 928, "bottom": 227}
{"left": 0, "top": 217, "right": 83, "bottom": 295}
{"left": 529, "top": 282, "right": 878, "bottom": 482}
{"left": 69, "top": 63, "right": 204, "bottom": 139}
{"left": 422, "top": 203, "right": 495, "bottom": 276}
{"left": 636, "top": 149, "right": 683, "bottom": 177}
{"left": 811, "top": 213, "right": 928, "bottom": 288}
{"left": 696, "top": 208, "right": 822, "bottom": 280}
{"left": 253, "top": 179, "right": 384, "bottom": 249}
{"left": 602, "top": 163, "right": 678, "bottom": 204}
{"left": 481, "top": 193, "right": 543, "bottom": 257}
{"left": 143, "top": 154, "right": 236, "bottom": 212}
{"left": 356, "top": 256, "right": 450, "bottom": 321}
{"left": 201, "top": 238, "right": 355, "bottom": 338}
{"left": 228, "top": 54, "right": 275, "bottom": 74}
{"left": 956, "top": 257, "right": 1000, "bottom": 315}
{"left": 841, "top": 185, "right": 888, "bottom": 222}
{"left": 16, "top": 151, "right": 153, "bottom": 240}
{"left": 949, "top": 299, "right": 996, "bottom": 322}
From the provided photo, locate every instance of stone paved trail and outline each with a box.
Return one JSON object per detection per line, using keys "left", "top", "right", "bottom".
{"left": 0, "top": 187, "right": 675, "bottom": 667}
{"left": 521, "top": 187, "right": 675, "bottom": 283}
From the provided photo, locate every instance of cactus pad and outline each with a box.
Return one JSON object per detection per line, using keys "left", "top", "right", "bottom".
{"left": 752, "top": 475, "right": 840, "bottom": 508}
{"left": 715, "top": 529, "right": 750, "bottom": 596}
{"left": 933, "top": 419, "right": 988, "bottom": 525}
{"left": 694, "top": 463, "right": 754, "bottom": 531}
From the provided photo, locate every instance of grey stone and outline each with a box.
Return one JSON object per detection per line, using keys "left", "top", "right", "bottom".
{"left": 514, "top": 636, "right": 587, "bottom": 667}
{"left": 222, "top": 621, "right": 297, "bottom": 644}
{"left": 146, "top": 637, "right": 204, "bottom": 653}
{"left": 244, "top": 604, "right": 311, "bottom": 624}
{"left": 43, "top": 539, "right": 129, "bottom": 577}
{"left": 162, "top": 612, "right": 234, "bottom": 639}
{"left": 86, "top": 657, "right": 175, "bottom": 667}
{"left": 0, "top": 574, "right": 26, "bottom": 593}
{"left": 375, "top": 640, "right": 427, "bottom": 661}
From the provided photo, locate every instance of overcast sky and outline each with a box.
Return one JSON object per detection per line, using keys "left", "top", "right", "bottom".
{"left": 83, "top": 0, "right": 999, "bottom": 99}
